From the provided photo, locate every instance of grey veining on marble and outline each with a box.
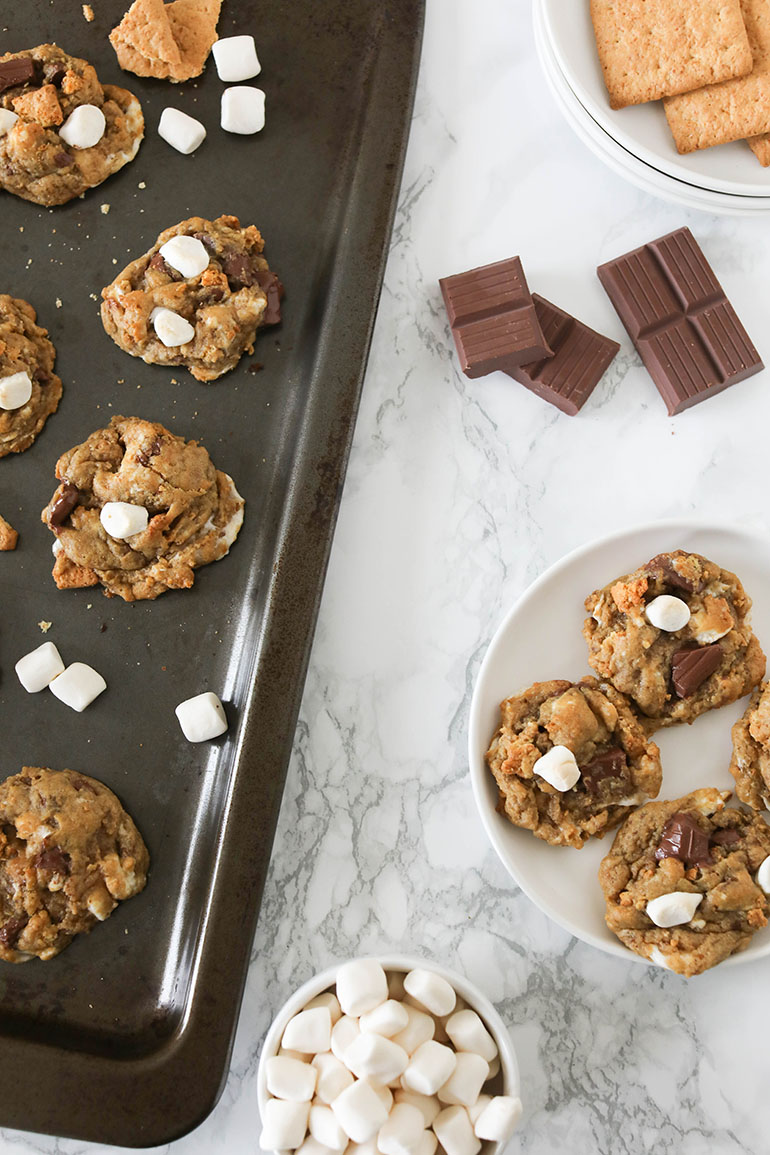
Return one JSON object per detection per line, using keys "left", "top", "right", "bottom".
{"left": 3, "top": 1, "right": 770, "bottom": 1153}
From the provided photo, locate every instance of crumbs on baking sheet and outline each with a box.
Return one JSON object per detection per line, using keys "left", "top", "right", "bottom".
{"left": 83, "top": 4, "right": 94, "bottom": 20}
{"left": 38, "top": 621, "right": 52, "bottom": 633}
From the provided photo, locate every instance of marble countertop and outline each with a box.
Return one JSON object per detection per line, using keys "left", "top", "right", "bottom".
{"left": 5, "top": 1, "right": 770, "bottom": 1152}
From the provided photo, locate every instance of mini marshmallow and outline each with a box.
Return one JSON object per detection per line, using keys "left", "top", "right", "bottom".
{"left": 0, "top": 371, "right": 32, "bottom": 410}
{"left": 437, "top": 1053, "right": 488, "bottom": 1108}
{"left": 158, "top": 106, "right": 206, "bottom": 154}
{"left": 297, "top": 1138, "right": 337, "bottom": 1155}
{"left": 309, "top": 1104, "right": 348, "bottom": 1151}
{"left": 305, "top": 992, "right": 342, "bottom": 1025}
{"left": 371, "top": 1084, "right": 393, "bottom": 1114}
{"left": 376, "top": 1102, "right": 424, "bottom": 1155}
{"left": 645, "top": 595, "right": 691, "bottom": 632}
{"left": 0, "top": 108, "right": 18, "bottom": 136}
{"left": 403, "top": 1041, "right": 457, "bottom": 1096}
{"left": 100, "top": 501, "right": 149, "bottom": 540}
{"left": 151, "top": 306, "right": 195, "bottom": 347}
{"left": 265, "top": 1055, "right": 317, "bottom": 1102}
{"left": 15, "top": 642, "right": 65, "bottom": 693}
{"left": 534, "top": 745, "right": 580, "bottom": 792}
{"left": 212, "top": 34, "right": 261, "bottom": 81}
{"left": 336, "top": 959, "right": 388, "bottom": 1017}
{"left": 59, "top": 103, "right": 105, "bottom": 148}
{"left": 312, "top": 1053, "right": 354, "bottom": 1104}
{"left": 403, "top": 970, "right": 456, "bottom": 1018}
{"left": 360, "top": 999, "right": 410, "bottom": 1038}
{"left": 280, "top": 1048, "right": 312, "bottom": 1063}
{"left": 485, "top": 1054, "right": 500, "bottom": 1080}
{"left": 49, "top": 662, "right": 106, "bottom": 712}
{"left": 175, "top": 691, "right": 229, "bottom": 743}
{"left": 757, "top": 854, "right": 770, "bottom": 894}
{"left": 331, "top": 1079, "right": 389, "bottom": 1143}
{"left": 391, "top": 1005, "right": 435, "bottom": 1055}
{"left": 473, "top": 1095, "right": 522, "bottom": 1142}
{"left": 394, "top": 1090, "right": 440, "bottom": 1128}
{"left": 331, "top": 1015, "right": 360, "bottom": 1063}
{"left": 347, "top": 1141, "right": 379, "bottom": 1155}
{"left": 282, "top": 1006, "right": 333, "bottom": 1055}
{"left": 159, "top": 234, "right": 210, "bottom": 279}
{"left": 466, "top": 1095, "right": 491, "bottom": 1127}
{"left": 444, "top": 1010, "right": 497, "bottom": 1063}
{"left": 646, "top": 891, "right": 703, "bottom": 928}
{"left": 259, "top": 1098, "right": 310, "bottom": 1151}
{"left": 416, "top": 1132, "right": 437, "bottom": 1155}
{"left": 345, "top": 1034, "right": 409, "bottom": 1085}
{"left": 221, "top": 85, "right": 266, "bottom": 134}
{"left": 432, "top": 1106, "right": 480, "bottom": 1155}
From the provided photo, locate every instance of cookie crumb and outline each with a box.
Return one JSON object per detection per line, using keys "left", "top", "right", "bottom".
{"left": 0, "top": 515, "right": 19, "bottom": 551}
{"left": 100, "top": 203, "right": 110, "bottom": 214}
{"left": 38, "top": 620, "right": 53, "bottom": 633}
{"left": 83, "top": 3, "right": 95, "bottom": 19}
{"left": 55, "top": 297, "right": 62, "bottom": 308}
{"left": 138, "top": 181, "right": 146, "bottom": 189}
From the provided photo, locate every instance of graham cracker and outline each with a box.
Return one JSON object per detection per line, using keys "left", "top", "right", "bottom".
{"left": 165, "top": 0, "right": 223, "bottom": 81}
{"left": 109, "top": 0, "right": 182, "bottom": 72}
{"left": 591, "top": 0, "right": 753, "bottom": 109}
{"left": 665, "top": 0, "right": 770, "bottom": 152}
{"left": 747, "top": 132, "right": 770, "bottom": 163}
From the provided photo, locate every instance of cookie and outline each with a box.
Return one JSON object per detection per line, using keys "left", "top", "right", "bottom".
{"left": 600, "top": 788, "right": 770, "bottom": 976}
{"left": 0, "top": 767, "right": 149, "bottom": 963}
{"left": 100, "top": 215, "right": 282, "bottom": 382}
{"left": 584, "top": 550, "right": 765, "bottom": 730}
{"left": 590, "top": 0, "right": 752, "bottom": 110}
{"left": 110, "top": 0, "right": 221, "bottom": 82}
{"left": 41, "top": 415, "right": 244, "bottom": 601}
{"left": 0, "top": 44, "right": 143, "bottom": 206}
{"left": 0, "top": 514, "right": 18, "bottom": 550}
{"left": 485, "top": 677, "right": 662, "bottom": 848}
{"left": 730, "top": 682, "right": 770, "bottom": 810}
{"left": 748, "top": 132, "right": 770, "bottom": 164}
{"left": 664, "top": 0, "right": 770, "bottom": 153}
{"left": 0, "top": 295, "right": 62, "bottom": 457}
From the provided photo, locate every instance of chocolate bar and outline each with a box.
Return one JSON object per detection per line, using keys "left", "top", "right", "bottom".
{"left": 439, "top": 257, "right": 552, "bottom": 378}
{"left": 598, "top": 228, "right": 763, "bottom": 415}
{"left": 505, "top": 295, "right": 620, "bottom": 415}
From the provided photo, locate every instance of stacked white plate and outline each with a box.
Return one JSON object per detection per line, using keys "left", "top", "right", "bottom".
{"left": 534, "top": 0, "right": 770, "bottom": 216}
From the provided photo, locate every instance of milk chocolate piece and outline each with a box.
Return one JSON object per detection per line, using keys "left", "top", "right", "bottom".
{"left": 644, "top": 552, "right": 698, "bottom": 593}
{"left": 48, "top": 482, "right": 80, "bottom": 529}
{"left": 598, "top": 228, "right": 762, "bottom": 415}
{"left": 0, "top": 57, "right": 36, "bottom": 93}
{"left": 710, "top": 828, "right": 740, "bottom": 847}
{"left": 655, "top": 811, "right": 712, "bottom": 866}
{"left": 671, "top": 643, "right": 723, "bottom": 698}
{"left": 505, "top": 295, "right": 620, "bottom": 415}
{"left": 439, "top": 257, "right": 552, "bottom": 378}
{"left": 581, "top": 747, "right": 628, "bottom": 793}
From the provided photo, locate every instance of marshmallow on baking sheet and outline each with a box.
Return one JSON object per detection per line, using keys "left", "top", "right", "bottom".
{"left": 432, "top": 1106, "right": 480, "bottom": 1155}
{"left": 394, "top": 1090, "right": 440, "bottom": 1128}
{"left": 312, "top": 1053, "right": 354, "bottom": 1104}
{"left": 331, "top": 1079, "right": 389, "bottom": 1143}
{"left": 212, "top": 34, "right": 261, "bottom": 81}
{"left": 259, "top": 1097, "right": 310, "bottom": 1151}
{"left": 305, "top": 992, "right": 342, "bottom": 1025}
{"left": 391, "top": 1005, "right": 435, "bottom": 1056}
{"left": 159, "top": 234, "right": 210, "bottom": 280}
{"left": 15, "top": 642, "right": 65, "bottom": 693}
{"left": 472, "top": 1095, "right": 522, "bottom": 1142}
{"left": 534, "top": 745, "right": 580, "bottom": 792}
{"left": 444, "top": 1010, "right": 497, "bottom": 1064}
{"left": 49, "top": 662, "right": 106, "bottom": 712}
{"left": 331, "top": 1014, "right": 360, "bottom": 1063}
{"left": 336, "top": 959, "right": 388, "bottom": 1017}
{"left": 265, "top": 1055, "right": 317, "bottom": 1102}
{"left": 100, "top": 501, "right": 149, "bottom": 540}
{"left": 645, "top": 891, "right": 703, "bottom": 928}
{"left": 645, "top": 595, "right": 691, "bottom": 632}
{"left": 221, "top": 85, "right": 266, "bottom": 134}
{"left": 360, "top": 999, "right": 409, "bottom": 1038}
{"left": 437, "top": 1053, "right": 488, "bottom": 1108}
{"left": 403, "top": 1041, "right": 457, "bottom": 1096}
{"left": 175, "top": 691, "right": 228, "bottom": 743}
{"left": 309, "top": 1104, "right": 348, "bottom": 1151}
{"left": 59, "top": 103, "right": 105, "bottom": 148}
{"left": 151, "top": 306, "right": 195, "bottom": 347}
{"left": 158, "top": 107, "right": 206, "bottom": 154}
{"left": 757, "top": 854, "right": 770, "bottom": 894}
{"left": 345, "top": 1033, "right": 408, "bottom": 1085}
{"left": 0, "top": 108, "right": 18, "bottom": 136}
{"left": 377, "top": 1102, "right": 424, "bottom": 1155}
{"left": 403, "top": 969, "right": 456, "bottom": 1018}
{"left": 0, "top": 371, "right": 32, "bottom": 410}
{"left": 282, "top": 1006, "right": 333, "bottom": 1055}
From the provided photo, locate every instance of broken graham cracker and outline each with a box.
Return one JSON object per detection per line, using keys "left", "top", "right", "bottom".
{"left": 0, "top": 514, "right": 18, "bottom": 551}
{"left": 165, "top": 0, "right": 222, "bottom": 79}
{"left": 590, "top": 0, "right": 753, "bottom": 110}
{"left": 665, "top": 0, "right": 770, "bottom": 152}
{"left": 748, "top": 133, "right": 770, "bottom": 164}
{"left": 110, "top": 0, "right": 221, "bottom": 82}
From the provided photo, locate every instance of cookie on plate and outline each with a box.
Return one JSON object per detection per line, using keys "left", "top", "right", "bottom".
{"left": 730, "top": 682, "right": 770, "bottom": 810}
{"left": 600, "top": 788, "right": 770, "bottom": 976}
{"left": 0, "top": 44, "right": 143, "bottom": 206}
{"left": 0, "top": 767, "right": 149, "bottom": 963}
{"left": 100, "top": 215, "right": 283, "bottom": 382}
{"left": 485, "top": 677, "right": 662, "bottom": 848}
{"left": 41, "top": 415, "right": 244, "bottom": 601}
{"left": 0, "top": 295, "right": 62, "bottom": 457}
{"left": 584, "top": 550, "right": 765, "bottom": 730}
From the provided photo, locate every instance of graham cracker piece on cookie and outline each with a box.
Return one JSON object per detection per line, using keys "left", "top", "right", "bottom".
{"left": 110, "top": 0, "right": 182, "bottom": 78}
{"left": 166, "top": 0, "right": 222, "bottom": 81}
{"left": 0, "top": 514, "right": 18, "bottom": 551}
{"left": 747, "top": 133, "right": 770, "bottom": 163}
{"left": 591, "top": 0, "right": 753, "bottom": 110}
{"left": 665, "top": 0, "right": 770, "bottom": 152}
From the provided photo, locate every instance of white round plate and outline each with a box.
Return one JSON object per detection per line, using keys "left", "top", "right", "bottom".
{"left": 468, "top": 520, "right": 770, "bottom": 969}
{"left": 538, "top": 0, "right": 770, "bottom": 197}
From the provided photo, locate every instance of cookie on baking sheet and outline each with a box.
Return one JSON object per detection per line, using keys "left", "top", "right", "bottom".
{"left": 584, "top": 550, "right": 766, "bottom": 730}
{"left": 100, "top": 215, "right": 282, "bottom": 382}
{"left": 110, "top": 0, "right": 221, "bottom": 82}
{"left": 730, "top": 682, "right": 770, "bottom": 810}
{"left": 0, "top": 295, "right": 62, "bottom": 457}
{"left": 600, "top": 788, "right": 770, "bottom": 976}
{"left": 664, "top": 0, "right": 770, "bottom": 153}
{"left": 0, "top": 44, "right": 143, "bottom": 206}
{"left": 590, "top": 0, "right": 752, "bottom": 110}
{"left": 485, "top": 677, "right": 662, "bottom": 848}
{"left": 0, "top": 767, "right": 149, "bottom": 963}
{"left": 41, "top": 415, "right": 244, "bottom": 601}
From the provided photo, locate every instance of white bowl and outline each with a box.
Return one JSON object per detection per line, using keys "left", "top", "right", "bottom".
{"left": 257, "top": 954, "right": 521, "bottom": 1152}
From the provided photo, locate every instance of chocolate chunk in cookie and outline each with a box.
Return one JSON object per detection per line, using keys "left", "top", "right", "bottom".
{"left": 0, "top": 767, "right": 148, "bottom": 963}
{"left": 0, "top": 295, "right": 62, "bottom": 456}
{"left": 730, "top": 682, "right": 770, "bottom": 811}
{"left": 485, "top": 677, "right": 662, "bottom": 848}
{"left": 100, "top": 214, "right": 283, "bottom": 382}
{"left": 41, "top": 415, "right": 244, "bottom": 601}
{"left": 584, "top": 550, "right": 765, "bottom": 730}
{"left": 600, "top": 789, "right": 770, "bottom": 976}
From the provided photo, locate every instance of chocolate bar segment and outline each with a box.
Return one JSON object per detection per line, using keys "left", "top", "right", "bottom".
{"left": 0, "top": 57, "right": 36, "bottom": 93}
{"left": 598, "top": 227, "right": 763, "bottom": 415}
{"left": 439, "top": 257, "right": 552, "bottom": 378}
{"left": 505, "top": 295, "right": 620, "bottom": 415}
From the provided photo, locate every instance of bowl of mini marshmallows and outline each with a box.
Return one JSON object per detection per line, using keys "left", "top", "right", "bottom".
{"left": 257, "top": 954, "right": 522, "bottom": 1155}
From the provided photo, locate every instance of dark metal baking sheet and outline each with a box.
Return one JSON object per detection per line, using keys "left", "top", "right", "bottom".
{"left": 0, "top": 0, "right": 423, "bottom": 1144}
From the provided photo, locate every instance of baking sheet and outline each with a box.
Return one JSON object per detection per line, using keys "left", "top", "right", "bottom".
{"left": 0, "top": 0, "right": 423, "bottom": 1144}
